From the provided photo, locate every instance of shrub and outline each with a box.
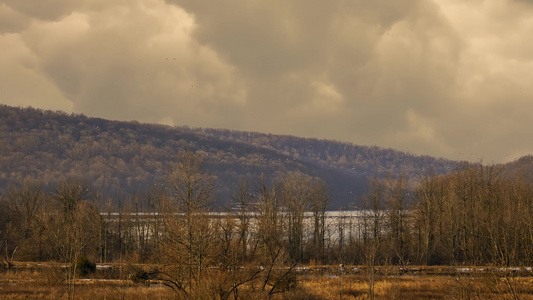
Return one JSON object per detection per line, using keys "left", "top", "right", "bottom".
{"left": 75, "top": 254, "right": 96, "bottom": 276}
{"left": 129, "top": 267, "right": 156, "bottom": 285}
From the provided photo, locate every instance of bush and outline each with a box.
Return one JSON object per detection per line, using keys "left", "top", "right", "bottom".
{"left": 75, "top": 254, "right": 96, "bottom": 276}
{"left": 129, "top": 267, "right": 156, "bottom": 285}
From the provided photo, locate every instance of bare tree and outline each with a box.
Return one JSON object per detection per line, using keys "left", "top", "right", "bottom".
{"left": 310, "top": 179, "right": 329, "bottom": 265}
{"left": 413, "top": 174, "right": 449, "bottom": 265}
{"left": 385, "top": 175, "right": 411, "bottom": 265}
{"left": 48, "top": 178, "right": 100, "bottom": 299}
{"left": 211, "top": 214, "right": 264, "bottom": 300}
{"left": 160, "top": 151, "right": 215, "bottom": 298}
{"left": 361, "top": 177, "right": 386, "bottom": 300}
{"left": 232, "top": 177, "right": 252, "bottom": 261}
{"left": 3, "top": 181, "right": 47, "bottom": 261}
{"left": 281, "top": 172, "right": 314, "bottom": 263}
{"left": 143, "top": 185, "right": 166, "bottom": 263}
{"left": 253, "top": 175, "right": 297, "bottom": 296}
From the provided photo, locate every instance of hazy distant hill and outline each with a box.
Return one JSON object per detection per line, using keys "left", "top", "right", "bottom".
{"left": 500, "top": 155, "right": 533, "bottom": 181}
{"left": 0, "top": 104, "right": 462, "bottom": 208}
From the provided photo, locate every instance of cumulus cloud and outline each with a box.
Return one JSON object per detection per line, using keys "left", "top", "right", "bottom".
{"left": 166, "top": 0, "right": 463, "bottom": 155}
{"left": 1, "top": 0, "right": 533, "bottom": 162}
{"left": 2, "top": 0, "right": 246, "bottom": 127}
{"left": 435, "top": 0, "right": 533, "bottom": 162}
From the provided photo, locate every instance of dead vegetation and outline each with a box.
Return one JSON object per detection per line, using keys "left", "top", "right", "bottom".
{"left": 2, "top": 263, "right": 533, "bottom": 299}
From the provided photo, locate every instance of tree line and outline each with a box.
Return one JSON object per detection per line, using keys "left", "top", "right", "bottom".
{"left": 1, "top": 151, "right": 533, "bottom": 298}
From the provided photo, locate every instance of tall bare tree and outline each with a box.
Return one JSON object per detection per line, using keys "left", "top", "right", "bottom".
{"left": 48, "top": 178, "right": 100, "bottom": 299}
{"left": 253, "top": 174, "right": 297, "bottom": 296}
{"left": 361, "top": 177, "right": 387, "bottom": 300}
{"left": 160, "top": 151, "right": 215, "bottom": 298}
{"left": 281, "top": 172, "right": 313, "bottom": 263}
{"left": 413, "top": 174, "right": 449, "bottom": 265}
{"left": 385, "top": 175, "right": 411, "bottom": 264}
{"left": 3, "top": 181, "right": 47, "bottom": 261}
{"left": 232, "top": 177, "right": 252, "bottom": 261}
{"left": 310, "top": 179, "right": 329, "bottom": 264}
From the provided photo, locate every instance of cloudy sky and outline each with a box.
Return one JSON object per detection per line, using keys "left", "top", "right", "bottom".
{"left": 1, "top": 0, "right": 532, "bottom": 163}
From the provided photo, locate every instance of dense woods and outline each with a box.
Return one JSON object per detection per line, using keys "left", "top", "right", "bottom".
{"left": 0, "top": 104, "right": 461, "bottom": 208}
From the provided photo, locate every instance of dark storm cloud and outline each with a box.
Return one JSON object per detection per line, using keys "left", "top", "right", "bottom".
{"left": 0, "top": 3, "right": 31, "bottom": 33}
{"left": 1, "top": 0, "right": 75, "bottom": 21}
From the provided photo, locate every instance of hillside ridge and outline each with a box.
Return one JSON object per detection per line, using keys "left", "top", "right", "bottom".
{"left": 0, "top": 104, "right": 462, "bottom": 208}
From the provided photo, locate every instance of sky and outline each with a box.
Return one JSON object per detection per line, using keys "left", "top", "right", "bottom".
{"left": 1, "top": 0, "right": 532, "bottom": 163}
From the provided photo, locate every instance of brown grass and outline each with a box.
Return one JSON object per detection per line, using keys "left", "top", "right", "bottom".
{"left": 3, "top": 264, "right": 533, "bottom": 299}
{"left": 0, "top": 267, "right": 172, "bottom": 300}
{"left": 293, "top": 273, "right": 533, "bottom": 300}
{"left": 296, "top": 275, "right": 449, "bottom": 299}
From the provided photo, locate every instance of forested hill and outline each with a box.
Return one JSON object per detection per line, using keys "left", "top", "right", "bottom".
{"left": 500, "top": 155, "right": 533, "bottom": 181}
{"left": 0, "top": 104, "right": 461, "bottom": 208}
{"left": 190, "top": 128, "right": 458, "bottom": 179}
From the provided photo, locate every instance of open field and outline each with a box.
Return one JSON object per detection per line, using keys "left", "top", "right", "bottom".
{"left": 2, "top": 263, "right": 533, "bottom": 299}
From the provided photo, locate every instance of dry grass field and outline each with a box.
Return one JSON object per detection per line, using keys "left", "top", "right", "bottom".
{"left": 0, "top": 265, "right": 169, "bottom": 300}
{"left": 295, "top": 275, "right": 533, "bottom": 299}
{"left": 2, "top": 263, "right": 533, "bottom": 299}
